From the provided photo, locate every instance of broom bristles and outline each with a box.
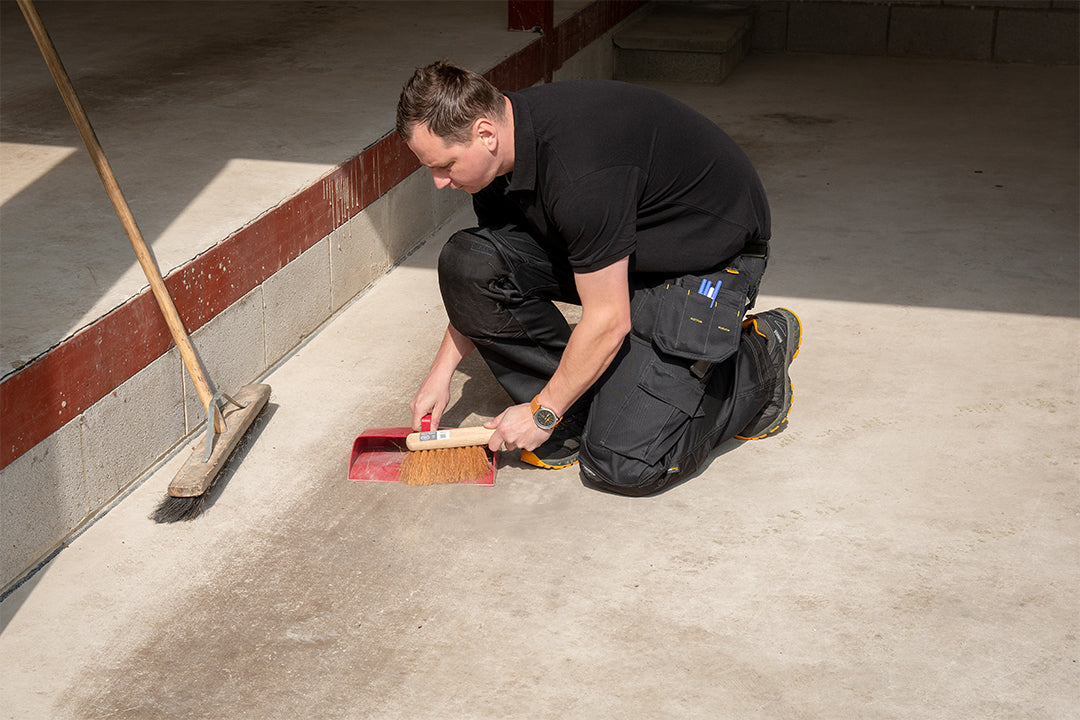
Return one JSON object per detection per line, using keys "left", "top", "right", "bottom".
{"left": 149, "top": 493, "right": 207, "bottom": 523}
{"left": 399, "top": 445, "right": 491, "bottom": 485}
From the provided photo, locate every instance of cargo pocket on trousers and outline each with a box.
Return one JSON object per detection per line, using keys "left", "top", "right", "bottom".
{"left": 598, "top": 360, "right": 705, "bottom": 466}
{"left": 652, "top": 268, "right": 749, "bottom": 364}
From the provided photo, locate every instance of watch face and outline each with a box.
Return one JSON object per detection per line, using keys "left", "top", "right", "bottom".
{"left": 534, "top": 408, "right": 558, "bottom": 429}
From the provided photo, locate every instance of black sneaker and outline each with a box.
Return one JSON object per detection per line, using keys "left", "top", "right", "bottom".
{"left": 520, "top": 413, "right": 584, "bottom": 469}
{"left": 736, "top": 308, "right": 802, "bottom": 440}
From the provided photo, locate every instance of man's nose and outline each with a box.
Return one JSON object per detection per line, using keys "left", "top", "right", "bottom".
{"left": 430, "top": 170, "right": 451, "bottom": 189}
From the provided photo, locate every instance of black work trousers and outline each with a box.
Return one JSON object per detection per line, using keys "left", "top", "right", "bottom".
{"left": 438, "top": 225, "right": 776, "bottom": 496}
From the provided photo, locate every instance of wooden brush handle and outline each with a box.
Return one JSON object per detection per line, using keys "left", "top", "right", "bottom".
{"left": 405, "top": 426, "right": 495, "bottom": 451}
{"left": 17, "top": 0, "right": 226, "bottom": 430}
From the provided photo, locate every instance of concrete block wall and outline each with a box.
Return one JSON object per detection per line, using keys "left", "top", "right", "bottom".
{"left": 1, "top": 0, "right": 646, "bottom": 594}
{"left": 556, "top": 16, "right": 630, "bottom": 80}
{"left": 751, "top": 1, "right": 1078, "bottom": 64}
{"left": 2, "top": 349, "right": 185, "bottom": 582}
{"left": 557, "top": 25, "right": 618, "bottom": 80}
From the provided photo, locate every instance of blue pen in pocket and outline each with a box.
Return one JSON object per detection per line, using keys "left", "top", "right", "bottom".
{"left": 697, "top": 278, "right": 722, "bottom": 307}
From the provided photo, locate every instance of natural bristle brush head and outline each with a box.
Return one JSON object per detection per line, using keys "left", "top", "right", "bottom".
{"left": 399, "top": 445, "right": 492, "bottom": 486}
{"left": 397, "top": 420, "right": 497, "bottom": 486}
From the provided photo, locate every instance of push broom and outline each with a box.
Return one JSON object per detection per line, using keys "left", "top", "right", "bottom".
{"left": 18, "top": 0, "right": 270, "bottom": 521}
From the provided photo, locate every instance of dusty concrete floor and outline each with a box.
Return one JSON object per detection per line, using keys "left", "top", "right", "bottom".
{"left": 1, "top": 48, "right": 1077, "bottom": 720}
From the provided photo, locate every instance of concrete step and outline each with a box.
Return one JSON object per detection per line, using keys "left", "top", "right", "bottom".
{"left": 614, "top": 2, "right": 752, "bottom": 84}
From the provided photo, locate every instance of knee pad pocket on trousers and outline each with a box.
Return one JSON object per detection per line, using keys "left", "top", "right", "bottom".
{"left": 437, "top": 230, "right": 510, "bottom": 338}
{"left": 578, "top": 441, "right": 669, "bottom": 497}
{"left": 438, "top": 230, "right": 505, "bottom": 286}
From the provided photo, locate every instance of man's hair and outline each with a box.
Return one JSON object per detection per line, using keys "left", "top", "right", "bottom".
{"left": 395, "top": 61, "right": 505, "bottom": 144}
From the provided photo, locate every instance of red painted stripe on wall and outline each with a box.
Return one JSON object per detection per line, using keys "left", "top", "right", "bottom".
{"left": 0, "top": 146, "right": 383, "bottom": 470}
{"left": 0, "top": 0, "right": 643, "bottom": 471}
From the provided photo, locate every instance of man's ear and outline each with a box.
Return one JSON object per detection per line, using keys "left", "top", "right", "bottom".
{"left": 475, "top": 117, "right": 498, "bottom": 150}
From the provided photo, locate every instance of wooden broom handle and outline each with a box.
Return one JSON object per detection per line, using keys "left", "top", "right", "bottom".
{"left": 405, "top": 426, "right": 496, "bottom": 451}
{"left": 17, "top": 0, "right": 224, "bottom": 431}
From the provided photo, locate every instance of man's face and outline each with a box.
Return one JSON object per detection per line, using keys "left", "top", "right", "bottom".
{"left": 406, "top": 123, "right": 499, "bottom": 195}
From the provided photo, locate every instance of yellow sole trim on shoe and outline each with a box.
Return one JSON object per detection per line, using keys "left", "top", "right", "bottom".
{"left": 520, "top": 450, "right": 579, "bottom": 470}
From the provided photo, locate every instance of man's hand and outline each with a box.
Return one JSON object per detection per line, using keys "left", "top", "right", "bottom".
{"left": 485, "top": 403, "right": 553, "bottom": 452}
{"left": 410, "top": 323, "right": 475, "bottom": 430}
{"left": 410, "top": 373, "right": 452, "bottom": 431}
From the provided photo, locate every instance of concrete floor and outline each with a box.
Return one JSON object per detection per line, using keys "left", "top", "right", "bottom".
{"left": 2, "top": 31, "right": 1078, "bottom": 720}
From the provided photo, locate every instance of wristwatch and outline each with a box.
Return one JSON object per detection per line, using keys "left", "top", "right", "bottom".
{"left": 530, "top": 396, "right": 561, "bottom": 430}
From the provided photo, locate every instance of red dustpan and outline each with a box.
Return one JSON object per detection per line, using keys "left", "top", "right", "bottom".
{"left": 348, "top": 416, "right": 498, "bottom": 485}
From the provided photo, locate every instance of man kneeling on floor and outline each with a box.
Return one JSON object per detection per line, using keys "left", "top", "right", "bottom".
{"left": 396, "top": 61, "right": 801, "bottom": 497}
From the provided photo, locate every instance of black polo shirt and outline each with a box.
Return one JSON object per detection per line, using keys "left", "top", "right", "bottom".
{"left": 472, "top": 80, "right": 770, "bottom": 275}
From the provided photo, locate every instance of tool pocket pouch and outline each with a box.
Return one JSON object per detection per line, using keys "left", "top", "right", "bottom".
{"left": 651, "top": 266, "right": 751, "bottom": 364}
{"left": 598, "top": 354, "right": 706, "bottom": 466}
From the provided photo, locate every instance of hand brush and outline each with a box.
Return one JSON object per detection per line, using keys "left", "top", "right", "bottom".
{"left": 399, "top": 425, "right": 496, "bottom": 486}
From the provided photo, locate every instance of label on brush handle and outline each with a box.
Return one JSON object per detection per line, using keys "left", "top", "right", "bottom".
{"left": 417, "top": 430, "right": 450, "bottom": 443}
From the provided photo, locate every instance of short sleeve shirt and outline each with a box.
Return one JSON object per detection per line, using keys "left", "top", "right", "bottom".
{"left": 472, "top": 80, "right": 770, "bottom": 275}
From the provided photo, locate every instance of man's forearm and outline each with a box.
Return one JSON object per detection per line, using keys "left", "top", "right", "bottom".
{"left": 482, "top": 258, "right": 631, "bottom": 452}
{"left": 539, "top": 316, "right": 627, "bottom": 417}
{"left": 410, "top": 323, "right": 476, "bottom": 429}
{"left": 431, "top": 323, "right": 475, "bottom": 380}
{"left": 536, "top": 258, "right": 633, "bottom": 418}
